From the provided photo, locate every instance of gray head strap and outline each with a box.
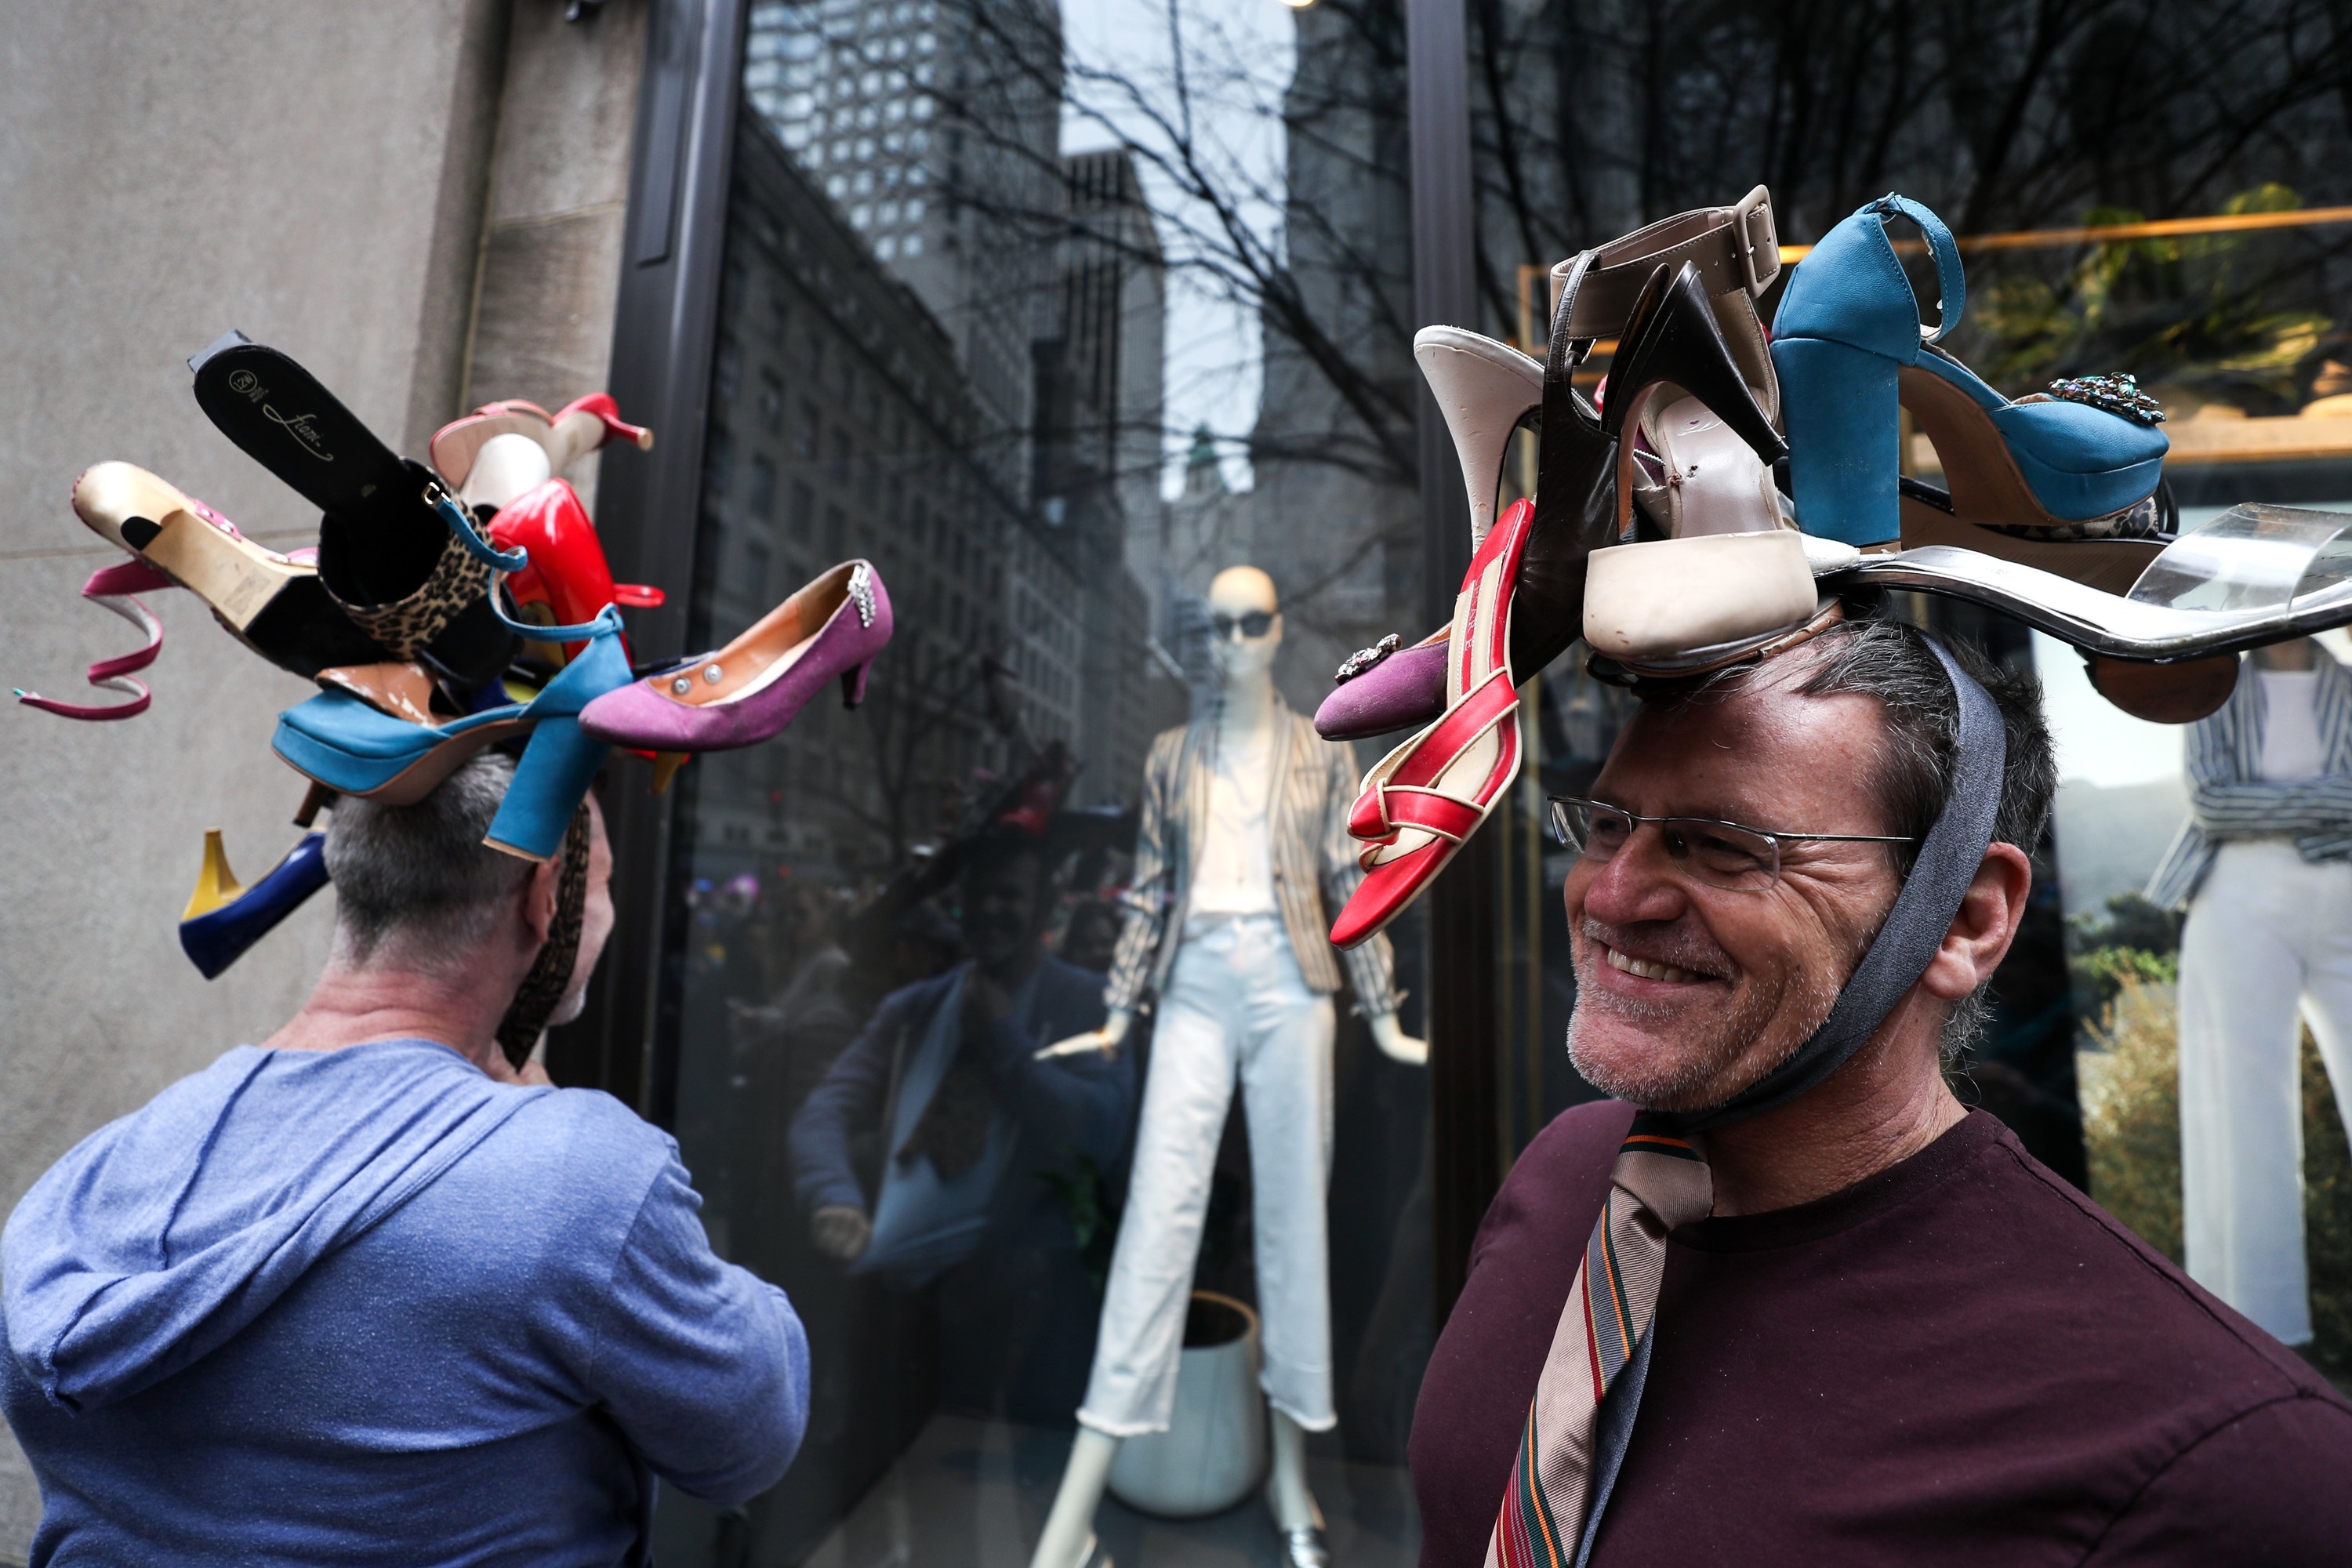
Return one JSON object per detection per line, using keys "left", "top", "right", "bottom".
{"left": 1664, "top": 637, "right": 2006, "bottom": 1133}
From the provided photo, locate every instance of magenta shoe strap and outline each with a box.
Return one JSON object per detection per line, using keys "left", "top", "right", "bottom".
{"left": 15, "top": 561, "right": 171, "bottom": 721}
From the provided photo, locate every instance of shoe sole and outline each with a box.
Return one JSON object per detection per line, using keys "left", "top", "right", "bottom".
{"left": 272, "top": 706, "right": 528, "bottom": 807}
{"left": 1899, "top": 494, "right": 2160, "bottom": 596}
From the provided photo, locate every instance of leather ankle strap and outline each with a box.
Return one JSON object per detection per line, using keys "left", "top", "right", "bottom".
{"left": 1549, "top": 186, "right": 1780, "bottom": 340}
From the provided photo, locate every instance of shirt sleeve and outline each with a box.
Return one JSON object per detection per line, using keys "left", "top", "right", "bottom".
{"left": 2082, "top": 1394, "right": 2352, "bottom": 1564}
{"left": 1105, "top": 732, "right": 1178, "bottom": 1014}
{"left": 1319, "top": 740, "right": 1399, "bottom": 1015}
{"left": 785, "top": 991, "right": 908, "bottom": 1215}
{"left": 2189, "top": 774, "right": 2352, "bottom": 840}
{"left": 966, "top": 986, "right": 1134, "bottom": 1167}
{"left": 586, "top": 1156, "right": 812, "bottom": 1505}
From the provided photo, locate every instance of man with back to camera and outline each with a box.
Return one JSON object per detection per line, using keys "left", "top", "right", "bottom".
{"left": 1408, "top": 614, "right": 2352, "bottom": 1566}
{"left": 2, "top": 756, "right": 810, "bottom": 1567}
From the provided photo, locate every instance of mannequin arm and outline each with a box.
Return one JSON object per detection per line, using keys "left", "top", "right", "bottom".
{"left": 1368, "top": 1011, "right": 1426, "bottom": 1066}
{"left": 2191, "top": 775, "right": 2352, "bottom": 838}
{"left": 1037, "top": 1008, "right": 1131, "bottom": 1060}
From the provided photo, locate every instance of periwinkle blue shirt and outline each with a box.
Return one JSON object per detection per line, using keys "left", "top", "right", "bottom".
{"left": 2, "top": 1038, "right": 808, "bottom": 1567}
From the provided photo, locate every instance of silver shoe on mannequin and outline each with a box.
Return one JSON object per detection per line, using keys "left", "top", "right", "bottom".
{"left": 1281, "top": 1525, "right": 1332, "bottom": 1567}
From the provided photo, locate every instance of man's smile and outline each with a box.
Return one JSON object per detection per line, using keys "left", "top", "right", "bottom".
{"left": 1603, "top": 945, "right": 1706, "bottom": 985}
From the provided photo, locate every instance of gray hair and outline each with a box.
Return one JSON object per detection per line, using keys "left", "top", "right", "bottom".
{"left": 321, "top": 753, "right": 533, "bottom": 967}
{"left": 1643, "top": 609, "right": 2058, "bottom": 1065}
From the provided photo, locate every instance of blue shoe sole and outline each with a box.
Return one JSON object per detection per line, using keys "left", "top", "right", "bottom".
{"left": 179, "top": 832, "right": 330, "bottom": 979}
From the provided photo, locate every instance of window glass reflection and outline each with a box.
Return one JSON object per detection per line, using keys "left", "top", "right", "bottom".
{"left": 656, "top": 2, "right": 1431, "bottom": 1560}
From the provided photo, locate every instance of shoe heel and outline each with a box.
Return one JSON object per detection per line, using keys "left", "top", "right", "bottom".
{"left": 840, "top": 658, "right": 873, "bottom": 709}
{"left": 136, "top": 510, "right": 302, "bottom": 632}
{"left": 485, "top": 714, "right": 612, "bottom": 862}
{"left": 1771, "top": 336, "right": 1901, "bottom": 547}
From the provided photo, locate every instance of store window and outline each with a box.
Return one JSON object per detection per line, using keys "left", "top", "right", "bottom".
{"left": 617, "top": 2, "right": 2352, "bottom": 1559}
{"left": 649, "top": 1, "right": 1432, "bottom": 1560}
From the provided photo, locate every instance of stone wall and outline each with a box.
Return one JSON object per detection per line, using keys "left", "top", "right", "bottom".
{"left": 0, "top": 1, "right": 641, "bottom": 1548}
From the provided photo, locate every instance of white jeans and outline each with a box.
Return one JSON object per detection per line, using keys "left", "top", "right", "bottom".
{"left": 2179, "top": 840, "right": 2352, "bottom": 1344}
{"left": 1078, "top": 915, "right": 1338, "bottom": 1436}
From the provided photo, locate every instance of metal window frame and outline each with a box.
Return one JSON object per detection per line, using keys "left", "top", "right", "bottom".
{"left": 545, "top": 0, "right": 748, "bottom": 1118}
{"left": 568, "top": 0, "right": 1501, "bottom": 1311}
{"left": 1404, "top": 0, "right": 1499, "bottom": 1322}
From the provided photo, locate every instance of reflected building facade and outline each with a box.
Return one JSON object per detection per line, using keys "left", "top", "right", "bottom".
{"left": 745, "top": 0, "right": 1064, "bottom": 502}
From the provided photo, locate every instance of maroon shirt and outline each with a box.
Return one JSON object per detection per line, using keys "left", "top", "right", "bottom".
{"left": 1410, "top": 1103, "right": 2352, "bottom": 1566}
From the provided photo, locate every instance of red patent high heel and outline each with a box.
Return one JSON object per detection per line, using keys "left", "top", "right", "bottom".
{"left": 430, "top": 393, "right": 655, "bottom": 494}
{"left": 550, "top": 394, "right": 654, "bottom": 467}
{"left": 485, "top": 479, "right": 664, "bottom": 667}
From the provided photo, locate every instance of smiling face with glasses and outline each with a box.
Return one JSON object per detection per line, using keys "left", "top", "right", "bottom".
{"left": 1559, "top": 672, "right": 1929, "bottom": 1112}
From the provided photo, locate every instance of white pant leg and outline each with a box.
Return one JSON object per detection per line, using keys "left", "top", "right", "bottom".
{"left": 1077, "top": 943, "right": 1242, "bottom": 1436}
{"left": 2294, "top": 858, "right": 2352, "bottom": 1238}
{"left": 2179, "top": 842, "right": 2320, "bottom": 1343}
{"left": 1234, "top": 930, "right": 1338, "bottom": 1432}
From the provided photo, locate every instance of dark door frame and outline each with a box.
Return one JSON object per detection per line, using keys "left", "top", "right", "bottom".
{"left": 1404, "top": 0, "right": 1500, "bottom": 1321}
{"left": 545, "top": 0, "right": 747, "bottom": 1116}
{"left": 564, "top": 0, "right": 1501, "bottom": 1312}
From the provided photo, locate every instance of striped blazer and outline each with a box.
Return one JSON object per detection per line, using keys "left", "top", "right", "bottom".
{"left": 1105, "top": 702, "right": 1399, "bottom": 1018}
{"left": 2143, "top": 650, "right": 2352, "bottom": 909}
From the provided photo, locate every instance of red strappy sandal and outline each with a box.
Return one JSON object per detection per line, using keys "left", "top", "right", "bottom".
{"left": 1330, "top": 495, "right": 1536, "bottom": 949}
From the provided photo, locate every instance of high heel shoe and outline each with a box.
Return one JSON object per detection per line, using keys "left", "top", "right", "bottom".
{"left": 579, "top": 561, "right": 892, "bottom": 752}
{"left": 1838, "top": 503, "right": 2352, "bottom": 668}
{"left": 69, "top": 462, "right": 387, "bottom": 677}
{"left": 190, "top": 332, "right": 525, "bottom": 689}
{"left": 486, "top": 479, "right": 666, "bottom": 668}
{"left": 1316, "top": 330, "right": 1544, "bottom": 741}
{"left": 1582, "top": 260, "right": 1817, "bottom": 671}
{"left": 1316, "top": 278, "right": 1609, "bottom": 741}
{"left": 272, "top": 604, "right": 632, "bottom": 861}
{"left": 430, "top": 393, "right": 655, "bottom": 495}
{"left": 1315, "top": 191, "right": 1781, "bottom": 742}
{"left": 179, "top": 829, "right": 330, "bottom": 980}
{"left": 1330, "top": 497, "right": 1536, "bottom": 948}
{"left": 1772, "top": 194, "right": 2170, "bottom": 557}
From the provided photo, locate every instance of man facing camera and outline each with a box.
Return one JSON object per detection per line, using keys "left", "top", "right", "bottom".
{"left": 1410, "top": 616, "right": 2352, "bottom": 1567}
{"left": 3, "top": 756, "right": 808, "bottom": 1567}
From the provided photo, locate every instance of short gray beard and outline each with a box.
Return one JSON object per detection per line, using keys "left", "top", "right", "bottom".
{"left": 1567, "top": 938, "right": 1844, "bottom": 1112}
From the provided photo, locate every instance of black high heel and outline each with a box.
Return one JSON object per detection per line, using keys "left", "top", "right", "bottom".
{"left": 189, "top": 332, "right": 522, "bottom": 689}
{"left": 1600, "top": 260, "right": 1787, "bottom": 494}
{"left": 1512, "top": 249, "right": 1625, "bottom": 673}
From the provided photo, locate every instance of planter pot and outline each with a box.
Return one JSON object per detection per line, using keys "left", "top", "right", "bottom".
{"left": 1105, "top": 1290, "right": 1269, "bottom": 1519}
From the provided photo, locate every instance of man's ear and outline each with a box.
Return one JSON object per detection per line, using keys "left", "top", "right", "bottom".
{"left": 1920, "top": 841, "right": 2034, "bottom": 1003}
{"left": 522, "top": 855, "right": 564, "bottom": 949}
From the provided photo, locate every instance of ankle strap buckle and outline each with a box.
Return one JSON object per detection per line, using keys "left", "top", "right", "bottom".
{"left": 1732, "top": 185, "right": 1779, "bottom": 297}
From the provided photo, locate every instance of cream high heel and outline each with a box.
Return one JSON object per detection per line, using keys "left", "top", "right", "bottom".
{"left": 1414, "top": 326, "right": 1543, "bottom": 546}
{"left": 458, "top": 432, "right": 555, "bottom": 513}
{"left": 1315, "top": 329, "right": 1541, "bottom": 742}
{"left": 70, "top": 462, "right": 383, "bottom": 677}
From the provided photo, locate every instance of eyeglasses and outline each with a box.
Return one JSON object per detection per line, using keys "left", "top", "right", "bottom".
{"left": 1211, "top": 610, "right": 1275, "bottom": 640}
{"left": 1545, "top": 796, "right": 1916, "bottom": 891}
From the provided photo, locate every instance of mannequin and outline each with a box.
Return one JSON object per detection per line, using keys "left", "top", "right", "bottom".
{"left": 2160, "top": 636, "right": 2352, "bottom": 1346}
{"left": 1031, "top": 567, "right": 1422, "bottom": 1568}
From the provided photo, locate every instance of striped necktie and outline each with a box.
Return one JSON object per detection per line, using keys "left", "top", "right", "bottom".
{"left": 1486, "top": 1114, "right": 1712, "bottom": 1568}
